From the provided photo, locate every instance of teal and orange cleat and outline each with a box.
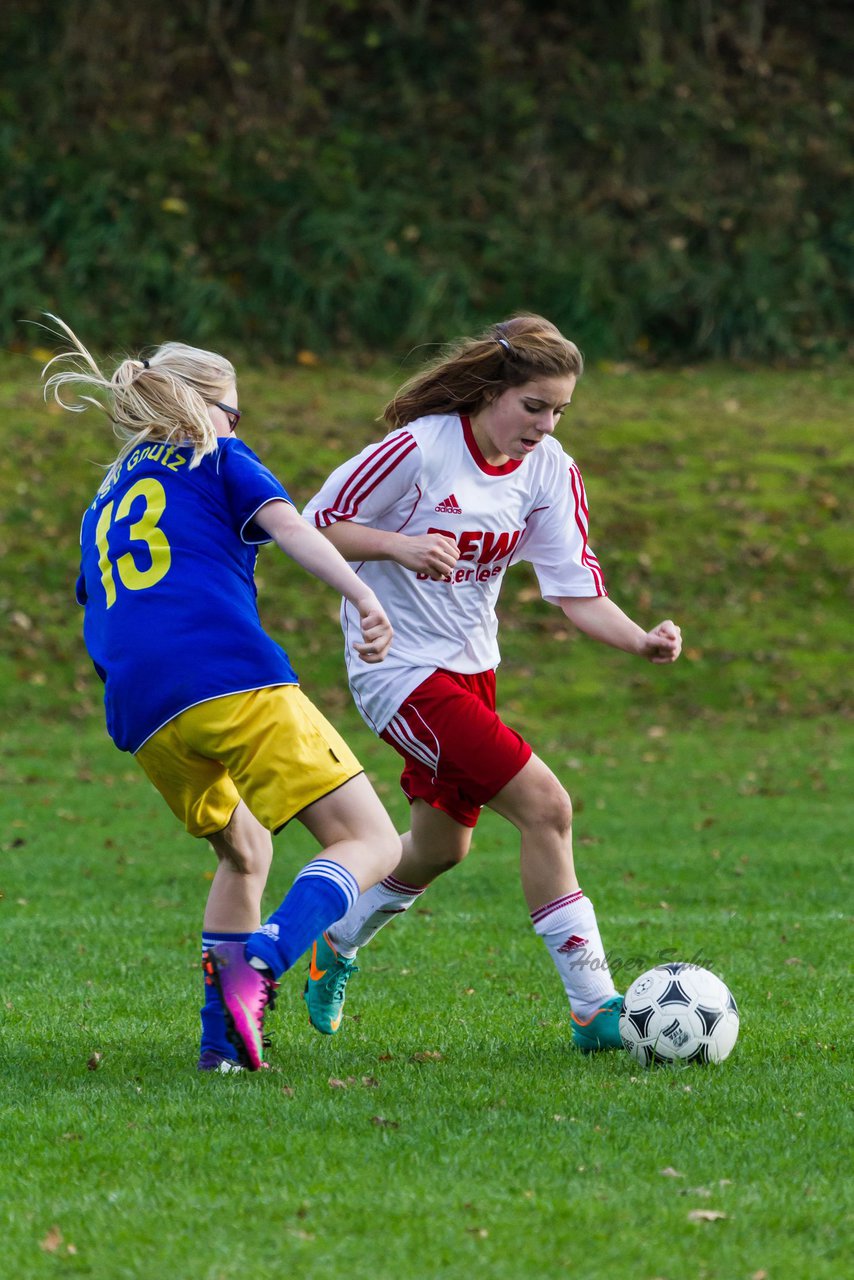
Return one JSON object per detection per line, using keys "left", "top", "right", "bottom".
{"left": 303, "top": 932, "right": 358, "bottom": 1035}
{"left": 571, "top": 995, "right": 625, "bottom": 1052}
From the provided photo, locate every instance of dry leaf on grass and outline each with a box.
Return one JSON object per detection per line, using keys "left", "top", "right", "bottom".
{"left": 687, "top": 1209, "right": 727, "bottom": 1222}
{"left": 40, "top": 1227, "right": 63, "bottom": 1254}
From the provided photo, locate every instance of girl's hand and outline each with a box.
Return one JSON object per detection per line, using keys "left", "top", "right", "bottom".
{"left": 641, "top": 620, "right": 682, "bottom": 664}
{"left": 353, "top": 599, "right": 394, "bottom": 663}
{"left": 395, "top": 532, "right": 460, "bottom": 580}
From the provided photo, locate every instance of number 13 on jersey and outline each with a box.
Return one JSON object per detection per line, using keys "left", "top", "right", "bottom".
{"left": 94, "top": 478, "right": 172, "bottom": 607}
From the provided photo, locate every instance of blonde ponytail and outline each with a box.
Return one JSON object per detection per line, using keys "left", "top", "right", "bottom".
{"left": 41, "top": 315, "right": 235, "bottom": 479}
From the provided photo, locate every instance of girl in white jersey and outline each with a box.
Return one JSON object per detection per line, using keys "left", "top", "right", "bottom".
{"left": 302, "top": 314, "right": 682, "bottom": 1050}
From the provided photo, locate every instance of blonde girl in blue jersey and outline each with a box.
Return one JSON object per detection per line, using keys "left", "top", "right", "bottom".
{"left": 45, "top": 316, "right": 400, "bottom": 1071}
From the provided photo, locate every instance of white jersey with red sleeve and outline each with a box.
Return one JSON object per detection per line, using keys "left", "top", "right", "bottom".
{"left": 302, "top": 413, "right": 607, "bottom": 733}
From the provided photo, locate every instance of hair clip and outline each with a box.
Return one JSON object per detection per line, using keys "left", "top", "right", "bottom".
{"left": 141, "top": 359, "right": 150, "bottom": 369}
{"left": 496, "top": 337, "right": 512, "bottom": 354}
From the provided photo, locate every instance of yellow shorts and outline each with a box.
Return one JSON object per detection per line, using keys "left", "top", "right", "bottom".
{"left": 135, "top": 686, "right": 363, "bottom": 838}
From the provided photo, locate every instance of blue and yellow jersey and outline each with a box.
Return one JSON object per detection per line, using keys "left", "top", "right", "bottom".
{"left": 76, "top": 436, "right": 299, "bottom": 753}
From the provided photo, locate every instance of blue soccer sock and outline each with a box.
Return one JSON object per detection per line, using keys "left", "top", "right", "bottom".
{"left": 200, "top": 931, "right": 249, "bottom": 1059}
{"left": 245, "top": 859, "right": 360, "bottom": 978}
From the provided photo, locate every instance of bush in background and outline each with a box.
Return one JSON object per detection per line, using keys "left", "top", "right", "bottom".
{"left": 1, "top": 0, "right": 851, "bottom": 360}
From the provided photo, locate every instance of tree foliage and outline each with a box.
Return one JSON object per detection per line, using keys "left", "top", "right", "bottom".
{"left": 2, "top": 0, "right": 851, "bottom": 359}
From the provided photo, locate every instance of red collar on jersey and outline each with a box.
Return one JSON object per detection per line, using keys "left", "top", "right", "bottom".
{"left": 460, "top": 415, "right": 523, "bottom": 476}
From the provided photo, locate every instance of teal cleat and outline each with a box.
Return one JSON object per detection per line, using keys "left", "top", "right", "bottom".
{"left": 303, "top": 932, "right": 359, "bottom": 1035}
{"left": 571, "top": 995, "right": 625, "bottom": 1052}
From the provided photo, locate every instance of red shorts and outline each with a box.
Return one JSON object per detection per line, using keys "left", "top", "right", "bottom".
{"left": 380, "top": 669, "right": 532, "bottom": 827}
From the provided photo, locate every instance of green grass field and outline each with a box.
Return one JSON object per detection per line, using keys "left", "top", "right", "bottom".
{"left": 0, "top": 350, "right": 851, "bottom": 1279}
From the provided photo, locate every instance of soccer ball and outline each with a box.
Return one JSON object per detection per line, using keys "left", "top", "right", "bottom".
{"left": 619, "top": 962, "right": 739, "bottom": 1066}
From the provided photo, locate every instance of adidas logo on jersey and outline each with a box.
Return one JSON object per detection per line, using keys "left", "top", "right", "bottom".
{"left": 434, "top": 493, "right": 462, "bottom": 514}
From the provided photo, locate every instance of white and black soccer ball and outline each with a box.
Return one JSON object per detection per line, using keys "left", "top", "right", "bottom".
{"left": 619, "top": 963, "right": 739, "bottom": 1066}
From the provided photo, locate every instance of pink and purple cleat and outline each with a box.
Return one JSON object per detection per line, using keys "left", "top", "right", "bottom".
{"left": 202, "top": 946, "right": 278, "bottom": 1071}
{"left": 197, "top": 1049, "right": 245, "bottom": 1074}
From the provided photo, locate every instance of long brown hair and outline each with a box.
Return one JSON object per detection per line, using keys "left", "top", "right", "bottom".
{"left": 384, "top": 315, "right": 583, "bottom": 429}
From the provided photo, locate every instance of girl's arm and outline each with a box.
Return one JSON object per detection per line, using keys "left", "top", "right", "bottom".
{"left": 254, "top": 500, "right": 393, "bottom": 662}
{"left": 319, "top": 519, "right": 461, "bottom": 581}
{"left": 559, "top": 595, "right": 682, "bottom": 664}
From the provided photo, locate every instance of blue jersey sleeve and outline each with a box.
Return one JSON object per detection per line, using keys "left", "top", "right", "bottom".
{"left": 218, "top": 438, "right": 293, "bottom": 544}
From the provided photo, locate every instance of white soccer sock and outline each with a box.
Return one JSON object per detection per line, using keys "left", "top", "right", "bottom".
{"left": 531, "top": 890, "right": 618, "bottom": 1020}
{"left": 327, "top": 874, "right": 426, "bottom": 956}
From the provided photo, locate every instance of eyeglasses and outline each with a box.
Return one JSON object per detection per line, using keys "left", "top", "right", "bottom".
{"left": 214, "top": 402, "right": 241, "bottom": 432}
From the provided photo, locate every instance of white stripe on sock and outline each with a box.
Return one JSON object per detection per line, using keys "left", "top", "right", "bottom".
{"left": 295, "top": 859, "right": 360, "bottom": 914}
